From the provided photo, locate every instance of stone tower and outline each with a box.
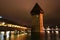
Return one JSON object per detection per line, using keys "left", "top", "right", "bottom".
{"left": 31, "top": 3, "right": 44, "bottom": 40}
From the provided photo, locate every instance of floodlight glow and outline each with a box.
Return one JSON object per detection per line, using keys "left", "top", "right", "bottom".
{"left": 0, "top": 16, "right": 2, "bottom": 18}
{"left": 2, "top": 22, "right": 5, "bottom": 25}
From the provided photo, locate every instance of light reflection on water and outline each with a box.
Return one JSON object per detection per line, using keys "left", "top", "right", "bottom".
{"left": 0, "top": 31, "right": 60, "bottom": 40}
{"left": 0, "top": 31, "right": 28, "bottom": 40}
{"left": 43, "top": 31, "right": 60, "bottom": 40}
{"left": 1, "top": 31, "right": 4, "bottom": 40}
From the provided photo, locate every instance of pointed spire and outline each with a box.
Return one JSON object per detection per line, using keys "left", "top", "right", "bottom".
{"left": 31, "top": 3, "right": 43, "bottom": 15}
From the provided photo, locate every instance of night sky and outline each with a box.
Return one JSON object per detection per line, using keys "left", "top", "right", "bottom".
{"left": 0, "top": 0, "right": 60, "bottom": 26}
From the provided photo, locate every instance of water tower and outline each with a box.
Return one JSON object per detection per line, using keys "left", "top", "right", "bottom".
{"left": 31, "top": 3, "right": 44, "bottom": 40}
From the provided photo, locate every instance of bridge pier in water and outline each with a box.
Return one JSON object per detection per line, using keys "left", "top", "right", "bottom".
{"left": 4, "top": 31, "right": 6, "bottom": 40}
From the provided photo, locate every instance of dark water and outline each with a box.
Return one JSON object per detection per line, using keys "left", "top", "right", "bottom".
{"left": 42, "top": 31, "right": 60, "bottom": 40}
{"left": 0, "top": 31, "right": 60, "bottom": 40}
{"left": 31, "top": 31, "right": 60, "bottom": 40}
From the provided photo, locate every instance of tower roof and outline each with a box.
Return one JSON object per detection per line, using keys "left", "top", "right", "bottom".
{"left": 31, "top": 3, "right": 43, "bottom": 15}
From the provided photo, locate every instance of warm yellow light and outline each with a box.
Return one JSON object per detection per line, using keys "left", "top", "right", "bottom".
{"left": 47, "top": 31, "right": 50, "bottom": 34}
{"left": 20, "top": 27, "right": 23, "bottom": 28}
{"left": 56, "top": 31, "right": 59, "bottom": 34}
{"left": 17, "top": 26, "right": 20, "bottom": 28}
{"left": 7, "top": 24, "right": 12, "bottom": 27}
{"left": 22, "top": 27, "right": 27, "bottom": 29}
{"left": 15, "top": 25, "right": 17, "bottom": 27}
{"left": 3, "top": 25, "right": 7, "bottom": 26}
{"left": 0, "top": 24, "right": 2, "bottom": 26}
{"left": 55, "top": 26, "right": 59, "bottom": 34}
{"left": 2, "top": 22, "right": 5, "bottom": 25}
{"left": 12, "top": 25, "right": 15, "bottom": 27}
{"left": 47, "top": 26, "right": 50, "bottom": 30}
{"left": 1, "top": 31, "right": 4, "bottom": 34}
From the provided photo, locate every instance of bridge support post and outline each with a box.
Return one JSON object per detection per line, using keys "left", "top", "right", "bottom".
{"left": 4, "top": 31, "right": 6, "bottom": 40}
{"left": 9, "top": 31, "right": 11, "bottom": 40}
{"left": 14, "top": 30, "right": 17, "bottom": 35}
{"left": 17, "top": 31, "right": 19, "bottom": 34}
{"left": 0, "top": 31, "right": 1, "bottom": 40}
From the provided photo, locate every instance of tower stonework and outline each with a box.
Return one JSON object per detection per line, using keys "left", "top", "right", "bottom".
{"left": 31, "top": 3, "right": 44, "bottom": 40}
{"left": 40, "top": 12, "right": 44, "bottom": 32}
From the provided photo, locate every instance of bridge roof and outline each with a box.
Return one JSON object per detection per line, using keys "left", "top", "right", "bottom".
{"left": 0, "top": 18, "right": 20, "bottom": 25}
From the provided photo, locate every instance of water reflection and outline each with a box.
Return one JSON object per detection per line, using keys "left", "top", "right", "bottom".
{"left": 42, "top": 26, "right": 60, "bottom": 40}
{"left": 1, "top": 31, "right": 4, "bottom": 40}
{"left": 42, "top": 30, "right": 60, "bottom": 40}
{"left": 0, "top": 30, "right": 60, "bottom": 40}
{"left": 0, "top": 31, "right": 29, "bottom": 40}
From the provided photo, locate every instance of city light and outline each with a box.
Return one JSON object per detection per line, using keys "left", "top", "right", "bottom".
{"left": 1, "top": 31, "right": 4, "bottom": 34}
{"left": 47, "top": 26, "right": 50, "bottom": 30}
{"left": 47, "top": 31, "right": 50, "bottom": 34}
{"left": 56, "top": 26, "right": 59, "bottom": 34}
{"left": 0, "top": 16, "right": 2, "bottom": 18}
{"left": 2, "top": 22, "right": 5, "bottom": 25}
